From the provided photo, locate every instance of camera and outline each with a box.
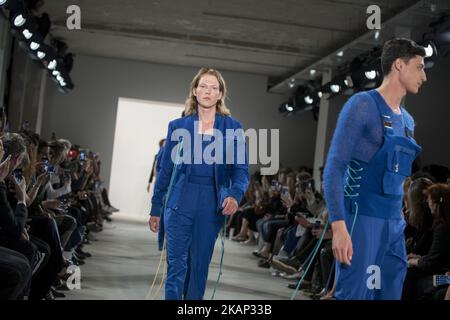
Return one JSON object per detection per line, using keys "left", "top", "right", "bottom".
{"left": 42, "top": 159, "right": 55, "bottom": 174}
{"left": 271, "top": 180, "right": 281, "bottom": 191}
{"left": 281, "top": 186, "right": 289, "bottom": 197}
{"left": 13, "top": 169, "right": 23, "bottom": 182}
{"left": 300, "top": 179, "right": 314, "bottom": 192}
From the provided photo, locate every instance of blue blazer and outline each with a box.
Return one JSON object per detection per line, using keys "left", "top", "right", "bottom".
{"left": 150, "top": 113, "right": 250, "bottom": 218}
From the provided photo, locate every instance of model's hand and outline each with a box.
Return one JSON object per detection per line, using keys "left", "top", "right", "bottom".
{"left": 332, "top": 220, "right": 353, "bottom": 266}
{"left": 149, "top": 216, "right": 160, "bottom": 232}
{"left": 222, "top": 196, "right": 238, "bottom": 215}
{"left": 407, "top": 258, "right": 419, "bottom": 268}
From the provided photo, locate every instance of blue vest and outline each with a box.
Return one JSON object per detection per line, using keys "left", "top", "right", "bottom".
{"left": 344, "top": 91, "right": 422, "bottom": 220}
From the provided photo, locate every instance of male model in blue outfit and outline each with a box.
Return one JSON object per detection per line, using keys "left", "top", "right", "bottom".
{"left": 323, "top": 39, "right": 427, "bottom": 299}
{"left": 148, "top": 68, "right": 249, "bottom": 300}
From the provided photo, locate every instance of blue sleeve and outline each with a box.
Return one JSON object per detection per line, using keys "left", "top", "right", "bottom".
{"left": 155, "top": 147, "right": 164, "bottom": 174}
{"left": 150, "top": 122, "right": 176, "bottom": 217}
{"left": 323, "top": 93, "right": 372, "bottom": 223}
{"left": 228, "top": 121, "right": 250, "bottom": 204}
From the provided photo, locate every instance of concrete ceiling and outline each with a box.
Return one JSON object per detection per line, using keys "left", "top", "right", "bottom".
{"left": 39, "top": 0, "right": 440, "bottom": 88}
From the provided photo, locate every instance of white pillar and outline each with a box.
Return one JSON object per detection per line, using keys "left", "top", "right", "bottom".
{"left": 313, "top": 69, "right": 332, "bottom": 191}
{"left": 35, "top": 69, "right": 47, "bottom": 135}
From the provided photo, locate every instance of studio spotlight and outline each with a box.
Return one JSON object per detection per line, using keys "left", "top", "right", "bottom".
{"left": 304, "top": 96, "right": 313, "bottom": 105}
{"left": 37, "top": 51, "right": 46, "bottom": 59}
{"left": 47, "top": 59, "right": 57, "bottom": 70}
{"left": 424, "top": 44, "right": 433, "bottom": 57}
{"left": 365, "top": 70, "right": 377, "bottom": 80}
{"left": 330, "top": 84, "right": 340, "bottom": 93}
{"left": 374, "top": 30, "right": 380, "bottom": 40}
{"left": 13, "top": 14, "right": 26, "bottom": 27}
{"left": 30, "top": 41, "right": 40, "bottom": 50}
{"left": 288, "top": 78, "right": 296, "bottom": 88}
{"left": 422, "top": 40, "right": 438, "bottom": 58}
{"left": 22, "top": 29, "right": 33, "bottom": 39}
{"left": 279, "top": 102, "right": 294, "bottom": 113}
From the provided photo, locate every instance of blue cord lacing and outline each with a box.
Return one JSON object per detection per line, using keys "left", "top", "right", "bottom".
{"left": 344, "top": 160, "right": 363, "bottom": 235}
{"left": 290, "top": 160, "right": 363, "bottom": 300}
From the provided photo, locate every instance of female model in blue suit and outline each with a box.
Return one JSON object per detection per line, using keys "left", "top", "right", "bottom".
{"left": 149, "top": 68, "right": 249, "bottom": 300}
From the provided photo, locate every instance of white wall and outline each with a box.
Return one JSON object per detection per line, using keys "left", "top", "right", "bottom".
{"left": 109, "top": 98, "right": 183, "bottom": 220}
{"left": 42, "top": 54, "right": 318, "bottom": 190}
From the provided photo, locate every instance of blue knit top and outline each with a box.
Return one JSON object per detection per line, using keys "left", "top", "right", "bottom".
{"left": 323, "top": 89, "right": 415, "bottom": 222}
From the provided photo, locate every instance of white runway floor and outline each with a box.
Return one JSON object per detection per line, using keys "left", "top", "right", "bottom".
{"left": 64, "top": 216, "right": 308, "bottom": 300}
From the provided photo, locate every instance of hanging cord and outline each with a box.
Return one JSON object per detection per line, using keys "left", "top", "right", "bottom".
{"left": 145, "top": 236, "right": 167, "bottom": 300}
{"left": 290, "top": 160, "right": 363, "bottom": 300}
{"left": 146, "top": 137, "right": 184, "bottom": 300}
{"left": 211, "top": 216, "right": 228, "bottom": 300}
{"left": 290, "top": 219, "right": 329, "bottom": 300}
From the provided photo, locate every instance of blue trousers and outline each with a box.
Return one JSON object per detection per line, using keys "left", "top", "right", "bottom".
{"left": 164, "top": 178, "right": 223, "bottom": 300}
{"left": 335, "top": 212, "right": 407, "bottom": 300}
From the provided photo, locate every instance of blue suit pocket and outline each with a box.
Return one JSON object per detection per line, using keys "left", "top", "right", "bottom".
{"left": 383, "top": 147, "right": 415, "bottom": 195}
{"left": 387, "top": 146, "right": 415, "bottom": 176}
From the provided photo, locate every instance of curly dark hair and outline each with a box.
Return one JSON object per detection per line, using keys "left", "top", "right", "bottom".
{"left": 1, "top": 133, "right": 26, "bottom": 158}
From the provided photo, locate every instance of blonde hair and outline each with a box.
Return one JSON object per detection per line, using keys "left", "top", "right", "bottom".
{"left": 184, "top": 68, "right": 231, "bottom": 116}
